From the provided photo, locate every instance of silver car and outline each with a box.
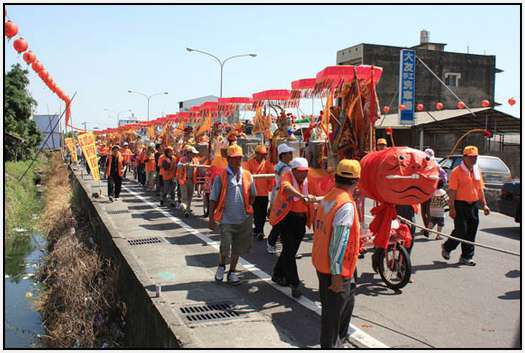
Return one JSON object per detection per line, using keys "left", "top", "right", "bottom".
{"left": 439, "top": 155, "right": 512, "bottom": 186}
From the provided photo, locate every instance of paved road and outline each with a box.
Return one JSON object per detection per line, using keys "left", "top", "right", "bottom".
{"left": 114, "top": 177, "right": 520, "bottom": 348}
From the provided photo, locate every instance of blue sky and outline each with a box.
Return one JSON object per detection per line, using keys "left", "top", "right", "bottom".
{"left": 4, "top": 4, "right": 521, "bottom": 129}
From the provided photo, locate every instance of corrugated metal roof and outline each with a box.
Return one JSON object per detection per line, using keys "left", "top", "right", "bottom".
{"left": 375, "top": 107, "right": 493, "bottom": 129}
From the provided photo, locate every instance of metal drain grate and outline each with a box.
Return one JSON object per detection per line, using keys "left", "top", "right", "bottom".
{"left": 178, "top": 302, "right": 242, "bottom": 323}
{"left": 127, "top": 237, "right": 163, "bottom": 246}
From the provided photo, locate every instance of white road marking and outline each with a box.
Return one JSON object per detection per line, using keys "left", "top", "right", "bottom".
{"left": 122, "top": 184, "right": 388, "bottom": 348}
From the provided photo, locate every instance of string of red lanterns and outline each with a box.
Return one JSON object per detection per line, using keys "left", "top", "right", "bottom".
{"left": 5, "top": 8, "right": 73, "bottom": 127}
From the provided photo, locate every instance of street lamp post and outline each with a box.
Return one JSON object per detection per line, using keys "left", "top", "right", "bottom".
{"left": 127, "top": 90, "right": 168, "bottom": 121}
{"left": 186, "top": 48, "right": 257, "bottom": 122}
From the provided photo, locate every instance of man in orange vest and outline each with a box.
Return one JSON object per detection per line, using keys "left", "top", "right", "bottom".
{"left": 120, "top": 142, "right": 132, "bottom": 179}
{"left": 105, "top": 145, "right": 124, "bottom": 202}
{"left": 159, "top": 147, "right": 177, "bottom": 207}
{"left": 312, "top": 159, "right": 361, "bottom": 348}
{"left": 209, "top": 144, "right": 256, "bottom": 285}
{"left": 177, "top": 145, "right": 200, "bottom": 217}
{"left": 269, "top": 157, "right": 316, "bottom": 298}
{"left": 243, "top": 144, "right": 274, "bottom": 240}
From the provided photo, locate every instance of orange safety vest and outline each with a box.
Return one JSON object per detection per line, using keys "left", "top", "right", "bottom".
{"left": 121, "top": 148, "right": 132, "bottom": 164}
{"left": 312, "top": 187, "right": 361, "bottom": 278}
{"left": 213, "top": 169, "right": 254, "bottom": 222}
{"left": 105, "top": 153, "right": 123, "bottom": 177}
{"left": 98, "top": 146, "right": 109, "bottom": 157}
{"left": 176, "top": 157, "right": 199, "bottom": 185}
{"left": 160, "top": 155, "right": 176, "bottom": 180}
{"left": 243, "top": 158, "right": 274, "bottom": 197}
{"left": 268, "top": 171, "right": 313, "bottom": 227}
{"left": 145, "top": 153, "right": 156, "bottom": 173}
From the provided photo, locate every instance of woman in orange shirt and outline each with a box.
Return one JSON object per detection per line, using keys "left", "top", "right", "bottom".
{"left": 145, "top": 143, "right": 157, "bottom": 191}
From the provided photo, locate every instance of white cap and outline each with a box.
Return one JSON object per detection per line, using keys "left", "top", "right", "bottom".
{"left": 277, "top": 143, "right": 295, "bottom": 155}
{"left": 424, "top": 148, "right": 435, "bottom": 158}
{"left": 123, "top": 142, "right": 129, "bottom": 146}
{"left": 290, "top": 157, "right": 308, "bottom": 170}
{"left": 149, "top": 142, "right": 156, "bottom": 148}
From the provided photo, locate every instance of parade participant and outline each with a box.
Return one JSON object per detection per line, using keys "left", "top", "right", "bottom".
{"left": 98, "top": 142, "right": 110, "bottom": 180}
{"left": 154, "top": 143, "right": 163, "bottom": 195}
{"left": 420, "top": 148, "right": 444, "bottom": 237}
{"left": 227, "top": 131, "right": 237, "bottom": 146}
{"left": 145, "top": 143, "right": 157, "bottom": 191}
{"left": 105, "top": 145, "right": 123, "bottom": 202}
{"left": 428, "top": 178, "right": 449, "bottom": 240}
{"left": 312, "top": 159, "right": 361, "bottom": 348}
{"left": 120, "top": 142, "right": 132, "bottom": 179}
{"left": 442, "top": 146, "right": 490, "bottom": 266}
{"left": 177, "top": 145, "right": 200, "bottom": 217}
{"left": 269, "top": 157, "right": 316, "bottom": 298}
{"left": 376, "top": 138, "right": 388, "bottom": 151}
{"left": 159, "top": 146, "right": 176, "bottom": 207}
{"left": 243, "top": 145, "right": 274, "bottom": 240}
{"left": 267, "top": 143, "right": 295, "bottom": 254}
{"left": 137, "top": 145, "right": 147, "bottom": 186}
{"left": 209, "top": 144, "right": 256, "bottom": 285}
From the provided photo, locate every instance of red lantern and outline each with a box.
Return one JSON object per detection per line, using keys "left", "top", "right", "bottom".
{"left": 383, "top": 106, "right": 390, "bottom": 114}
{"left": 456, "top": 101, "right": 465, "bottom": 109}
{"left": 416, "top": 103, "right": 424, "bottom": 111}
{"left": 4, "top": 20, "right": 18, "bottom": 38}
{"left": 399, "top": 104, "right": 405, "bottom": 111}
{"left": 481, "top": 99, "right": 490, "bottom": 107}
{"left": 22, "top": 50, "right": 36, "bottom": 64}
{"left": 508, "top": 97, "right": 516, "bottom": 106}
{"left": 385, "top": 127, "right": 393, "bottom": 135}
{"left": 38, "top": 70, "right": 49, "bottom": 81}
{"left": 435, "top": 102, "right": 444, "bottom": 110}
{"left": 13, "top": 37, "right": 28, "bottom": 53}
{"left": 31, "top": 61, "right": 44, "bottom": 73}
{"left": 483, "top": 130, "right": 493, "bottom": 138}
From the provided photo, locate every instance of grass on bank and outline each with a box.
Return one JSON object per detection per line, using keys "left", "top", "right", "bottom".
{"left": 5, "top": 156, "right": 45, "bottom": 236}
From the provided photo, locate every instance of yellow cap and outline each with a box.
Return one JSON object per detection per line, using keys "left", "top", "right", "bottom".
{"left": 377, "top": 138, "right": 387, "bottom": 145}
{"left": 463, "top": 145, "right": 479, "bottom": 156}
{"left": 255, "top": 145, "right": 268, "bottom": 154}
{"left": 227, "top": 144, "right": 243, "bottom": 158}
{"left": 336, "top": 159, "right": 361, "bottom": 179}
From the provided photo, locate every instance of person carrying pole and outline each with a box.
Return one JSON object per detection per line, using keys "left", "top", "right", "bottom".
{"left": 312, "top": 159, "right": 361, "bottom": 348}
{"left": 105, "top": 145, "right": 124, "bottom": 202}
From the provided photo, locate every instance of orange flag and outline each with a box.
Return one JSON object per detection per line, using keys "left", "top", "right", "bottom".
{"left": 196, "top": 112, "right": 212, "bottom": 137}
{"left": 321, "top": 90, "right": 333, "bottom": 135}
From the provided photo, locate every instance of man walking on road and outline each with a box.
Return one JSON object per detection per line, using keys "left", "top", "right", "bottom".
{"left": 442, "top": 145, "right": 490, "bottom": 266}
{"left": 312, "top": 159, "right": 361, "bottom": 348}
{"left": 159, "top": 147, "right": 177, "bottom": 207}
{"left": 106, "top": 145, "right": 124, "bottom": 202}
{"left": 243, "top": 144, "right": 274, "bottom": 240}
{"left": 269, "top": 157, "right": 315, "bottom": 298}
{"left": 209, "top": 144, "right": 256, "bottom": 285}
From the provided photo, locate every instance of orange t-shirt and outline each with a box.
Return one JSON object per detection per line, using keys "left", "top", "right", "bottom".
{"left": 448, "top": 165, "right": 485, "bottom": 203}
{"left": 145, "top": 154, "right": 156, "bottom": 173}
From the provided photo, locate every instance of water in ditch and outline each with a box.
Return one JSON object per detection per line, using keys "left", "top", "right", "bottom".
{"left": 4, "top": 231, "right": 46, "bottom": 348}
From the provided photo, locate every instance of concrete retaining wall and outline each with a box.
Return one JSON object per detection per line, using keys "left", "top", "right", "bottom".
{"left": 70, "top": 170, "right": 181, "bottom": 348}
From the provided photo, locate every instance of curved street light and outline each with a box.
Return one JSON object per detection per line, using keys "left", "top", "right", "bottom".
{"left": 127, "top": 90, "right": 168, "bottom": 121}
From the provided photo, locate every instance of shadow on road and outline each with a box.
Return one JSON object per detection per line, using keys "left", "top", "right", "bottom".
{"left": 498, "top": 290, "right": 520, "bottom": 300}
{"left": 412, "top": 260, "right": 461, "bottom": 273}
{"left": 480, "top": 227, "right": 521, "bottom": 240}
{"left": 356, "top": 272, "right": 403, "bottom": 297}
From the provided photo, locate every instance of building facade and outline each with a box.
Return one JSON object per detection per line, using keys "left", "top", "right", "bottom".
{"left": 336, "top": 31, "right": 501, "bottom": 113}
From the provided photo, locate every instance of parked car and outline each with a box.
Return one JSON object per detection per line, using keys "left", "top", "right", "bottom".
{"left": 439, "top": 155, "right": 512, "bottom": 186}
{"left": 499, "top": 181, "right": 521, "bottom": 223}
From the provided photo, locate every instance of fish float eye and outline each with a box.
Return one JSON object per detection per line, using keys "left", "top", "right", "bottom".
{"left": 399, "top": 155, "right": 405, "bottom": 161}
{"left": 425, "top": 156, "right": 431, "bottom": 161}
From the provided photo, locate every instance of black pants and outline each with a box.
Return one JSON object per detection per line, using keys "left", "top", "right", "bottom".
{"left": 253, "top": 196, "right": 269, "bottom": 234}
{"left": 108, "top": 175, "right": 122, "bottom": 198}
{"left": 156, "top": 169, "right": 163, "bottom": 192}
{"left": 268, "top": 223, "right": 280, "bottom": 246}
{"left": 443, "top": 201, "right": 479, "bottom": 260}
{"left": 273, "top": 212, "right": 306, "bottom": 286}
{"left": 123, "top": 164, "right": 128, "bottom": 178}
{"left": 137, "top": 165, "right": 146, "bottom": 185}
{"left": 317, "top": 271, "right": 356, "bottom": 348}
{"left": 396, "top": 205, "right": 415, "bottom": 254}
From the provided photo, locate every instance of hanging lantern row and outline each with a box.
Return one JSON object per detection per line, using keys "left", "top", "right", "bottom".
{"left": 5, "top": 12, "right": 73, "bottom": 127}
{"left": 383, "top": 99, "right": 502, "bottom": 114}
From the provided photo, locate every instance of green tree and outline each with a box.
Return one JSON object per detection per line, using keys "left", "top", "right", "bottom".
{"left": 4, "top": 63, "right": 41, "bottom": 161}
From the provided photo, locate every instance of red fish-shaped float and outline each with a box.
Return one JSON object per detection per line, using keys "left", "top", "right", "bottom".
{"left": 359, "top": 147, "right": 439, "bottom": 249}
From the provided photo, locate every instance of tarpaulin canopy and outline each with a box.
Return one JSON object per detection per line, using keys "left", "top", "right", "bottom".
{"left": 252, "top": 89, "right": 297, "bottom": 108}
{"left": 314, "top": 65, "right": 383, "bottom": 96}
{"left": 218, "top": 97, "right": 252, "bottom": 105}
{"left": 218, "top": 97, "right": 254, "bottom": 116}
